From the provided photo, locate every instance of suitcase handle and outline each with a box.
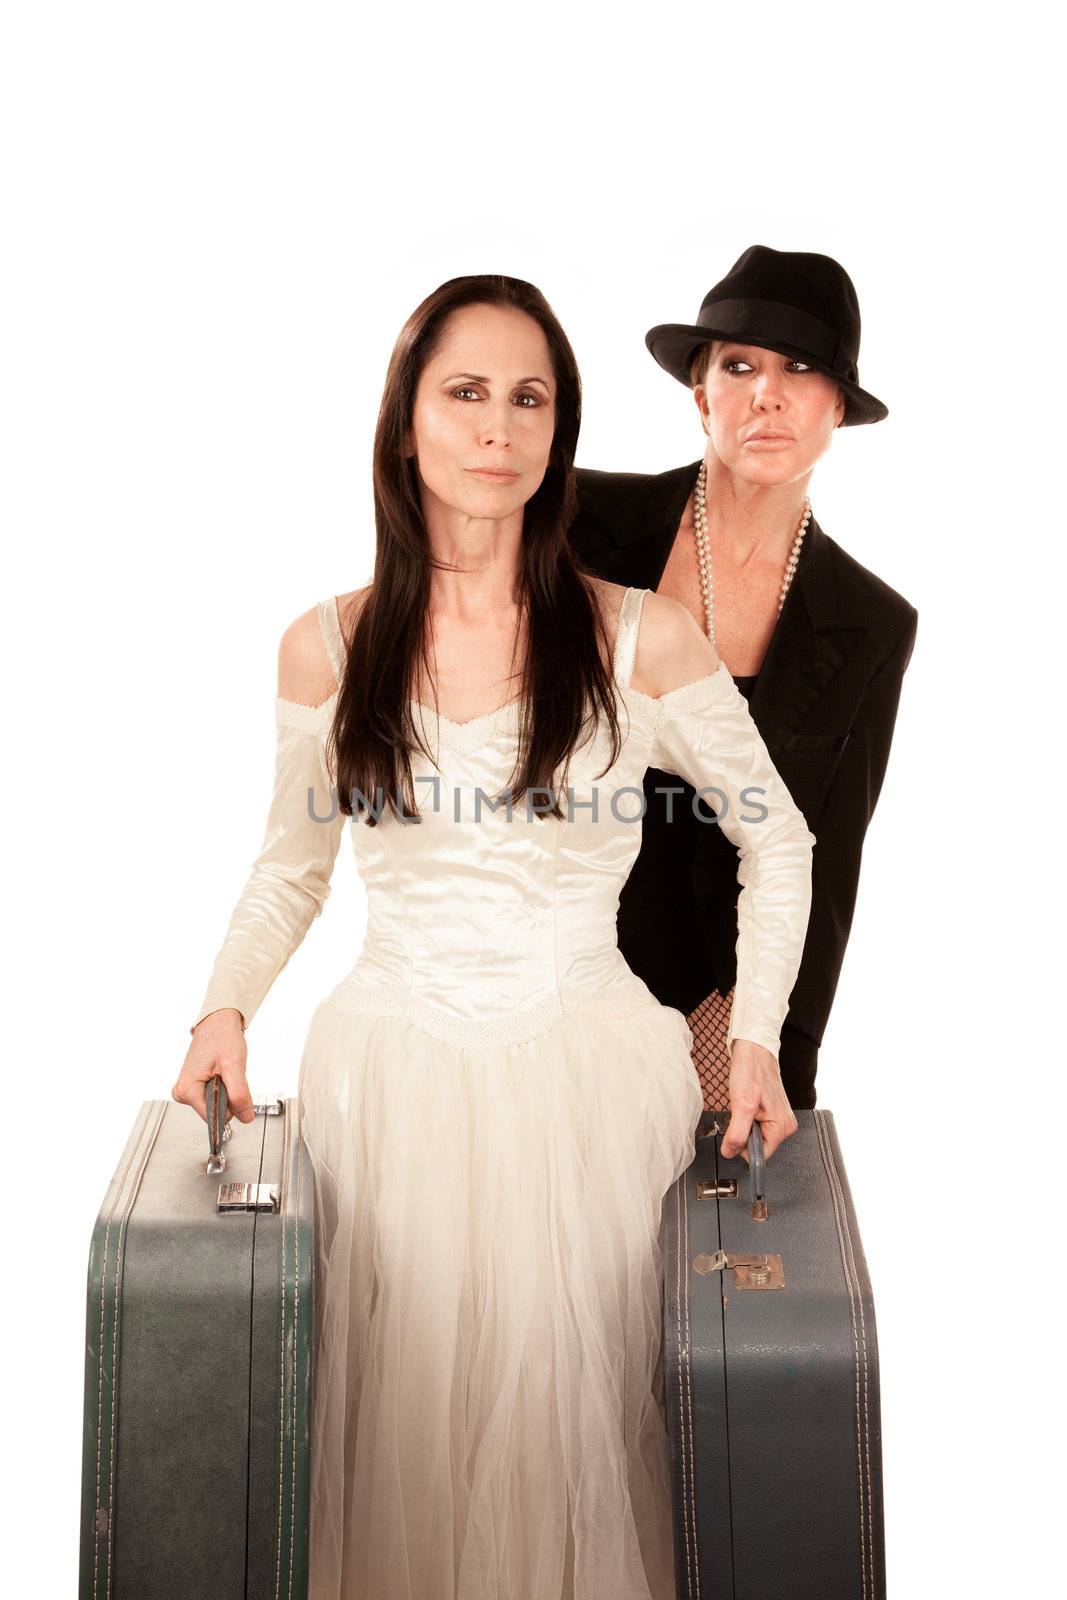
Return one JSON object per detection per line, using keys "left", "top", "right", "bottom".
{"left": 746, "top": 1122, "right": 766, "bottom": 1205}
{"left": 204, "top": 1073, "right": 231, "bottom": 1175}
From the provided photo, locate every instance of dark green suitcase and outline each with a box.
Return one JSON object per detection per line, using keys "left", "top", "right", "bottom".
{"left": 660, "top": 1107, "right": 885, "bottom": 1599}
{"left": 79, "top": 1077, "right": 314, "bottom": 1599}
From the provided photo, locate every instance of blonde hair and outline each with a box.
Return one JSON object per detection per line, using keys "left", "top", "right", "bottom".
{"left": 688, "top": 338, "right": 718, "bottom": 388}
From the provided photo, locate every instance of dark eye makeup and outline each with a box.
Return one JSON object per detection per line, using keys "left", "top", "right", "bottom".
{"left": 720, "top": 356, "right": 814, "bottom": 375}
{"left": 449, "top": 385, "right": 543, "bottom": 406}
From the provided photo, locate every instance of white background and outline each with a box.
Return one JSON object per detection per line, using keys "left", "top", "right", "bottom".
{"left": 4, "top": 2, "right": 1061, "bottom": 1591}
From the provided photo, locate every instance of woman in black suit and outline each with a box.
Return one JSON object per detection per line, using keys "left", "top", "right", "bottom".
{"left": 568, "top": 246, "right": 917, "bottom": 1111}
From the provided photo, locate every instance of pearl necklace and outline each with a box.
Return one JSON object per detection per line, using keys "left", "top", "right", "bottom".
{"left": 692, "top": 459, "right": 812, "bottom": 650}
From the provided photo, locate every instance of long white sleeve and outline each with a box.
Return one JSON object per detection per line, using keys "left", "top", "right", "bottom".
{"left": 648, "top": 665, "right": 816, "bottom": 1061}
{"left": 190, "top": 695, "right": 345, "bottom": 1033}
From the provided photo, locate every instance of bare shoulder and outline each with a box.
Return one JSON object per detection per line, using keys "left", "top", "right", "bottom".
{"left": 630, "top": 589, "right": 721, "bottom": 697}
{"left": 277, "top": 585, "right": 372, "bottom": 707}
{"left": 277, "top": 607, "right": 334, "bottom": 707}
{"left": 580, "top": 576, "right": 720, "bottom": 693}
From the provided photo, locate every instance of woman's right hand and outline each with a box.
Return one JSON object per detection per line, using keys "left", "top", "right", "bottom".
{"left": 174, "top": 1008, "right": 257, "bottom": 1125}
{"left": 721, "top": 1037, "right": 798, "bottom": 1162}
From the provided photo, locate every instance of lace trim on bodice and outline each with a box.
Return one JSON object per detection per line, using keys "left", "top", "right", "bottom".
{"left": 323, "top": 971, "right": 669, "bottom": 1051}
{"left": 276, "top": 692, "right": 337, "bottom": 736}
{"left": 618, "top": 663, "right": 738, "bottom": 728}
{"left": 409, "top": 695, "right": 524, "bottom": 755}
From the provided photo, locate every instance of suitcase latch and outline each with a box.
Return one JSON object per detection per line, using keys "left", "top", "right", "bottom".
{"left": 697, "top": 1178, "right": 738, "bottom": 1198}
{"left": 692, "top": 1250, "right": 784, "bottom": 1289}
{"left": 216, "top": 1182, "right": 280, "bottom": 1213}
{"left": 695, "top": 1179, "right": 769, "bottom": 1221}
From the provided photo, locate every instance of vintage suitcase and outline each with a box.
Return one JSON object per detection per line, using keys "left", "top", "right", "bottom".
{"left": 660, "top": 1107, "right": 885, "bottom": 1600}
{"left": 79, "top": 1076, "right": 314, "bottom": 1600}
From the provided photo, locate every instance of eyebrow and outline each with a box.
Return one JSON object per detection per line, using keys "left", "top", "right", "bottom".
{"left": 441, "top": 372, "right": 551, "bottom": 389}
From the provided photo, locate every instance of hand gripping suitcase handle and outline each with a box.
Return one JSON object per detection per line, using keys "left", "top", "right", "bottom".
{"left": 204, "top": 1073, "right": 231, "bottom": 1174}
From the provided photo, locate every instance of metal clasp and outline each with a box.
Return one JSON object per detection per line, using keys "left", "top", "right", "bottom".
{"left": 691, "top": 1250, "right": 785, "bottom": 1289}
{"left": 216, "top": 1182, "right": 280, "bottom": 1214}
{"left": 696, "top": 1178, "right": 738, "bottom": 1198}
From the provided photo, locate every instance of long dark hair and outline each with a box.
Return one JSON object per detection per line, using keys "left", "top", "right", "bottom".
{"left": 331, "top": 274, "right": 622, "bottom": 825}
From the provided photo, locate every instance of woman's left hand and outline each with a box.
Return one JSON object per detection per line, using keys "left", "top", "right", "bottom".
{"left": 720, "top": 1039, "right": 798, "bottom": 1162}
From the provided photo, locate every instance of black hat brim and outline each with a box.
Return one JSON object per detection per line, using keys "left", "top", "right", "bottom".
{"left": 645, "top": 322, "right": 888, "bottom": 426}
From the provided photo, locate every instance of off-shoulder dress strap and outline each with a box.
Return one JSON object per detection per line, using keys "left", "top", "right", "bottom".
{"left": 316, "top": 595, "right": 349, "bottom": 687}
{"left": 612, "top": 586, "right": 648, "bottom": 690}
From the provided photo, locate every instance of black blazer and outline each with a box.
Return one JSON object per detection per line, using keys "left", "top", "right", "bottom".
{"left": 567, "top": 460, "right": 918, "bottom": 1109}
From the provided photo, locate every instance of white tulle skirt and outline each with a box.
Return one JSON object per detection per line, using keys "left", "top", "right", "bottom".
{"left": 297, "top": 993, "right": 704, "bottom": 1600}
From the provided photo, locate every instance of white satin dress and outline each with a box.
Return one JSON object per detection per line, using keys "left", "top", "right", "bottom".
{"left": 192, "top": 586, "right": 816, "bottom": 1600}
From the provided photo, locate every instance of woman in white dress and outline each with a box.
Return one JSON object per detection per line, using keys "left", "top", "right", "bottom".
{"left": 174, "top": 274, "right": 816, "bottom": 1600}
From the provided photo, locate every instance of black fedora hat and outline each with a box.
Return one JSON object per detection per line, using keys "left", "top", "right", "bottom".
{"left": 645, "top": 244, "right": 888, "bottom": 426}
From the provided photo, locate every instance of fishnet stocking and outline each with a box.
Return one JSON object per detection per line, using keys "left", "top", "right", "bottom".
{"left": 686, "top": 986, "right": 734, "bottom": 1113}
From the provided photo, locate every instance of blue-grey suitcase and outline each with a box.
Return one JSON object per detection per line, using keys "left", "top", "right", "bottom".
{"left": 79, "top": 1077, "right": 314, "bottom": 1599}
{"left": 660, "top": 1107, "right": 885, "bottom": 1599}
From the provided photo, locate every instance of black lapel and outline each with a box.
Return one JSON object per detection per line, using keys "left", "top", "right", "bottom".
{"left": 576, "top": 461, "right": 867, "bottom": 752}
{"left": 747, "top": 517, "right": 866, "bottom": 754}
{"left": 584, "top": 460, "right": 702, "bottom": 587}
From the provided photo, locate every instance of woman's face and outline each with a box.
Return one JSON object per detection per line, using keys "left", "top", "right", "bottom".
{"left": 405, "top": 303, "right": 557, "bottom": 523}
{"left": 695, "top": 340, "right": 845, "bottom": 486}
